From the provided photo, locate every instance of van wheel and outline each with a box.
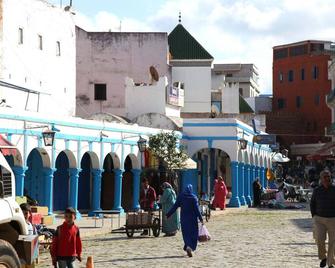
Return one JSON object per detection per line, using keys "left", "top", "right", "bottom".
{"left": 0, "top": 239, "right": 21, "bottom": 268}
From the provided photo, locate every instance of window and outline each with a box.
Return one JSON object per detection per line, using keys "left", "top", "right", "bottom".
{"left": 94, "top": 84, "right": 107, "bottom": 100}
{"left": 274, "top": 48, "right": 288, "bottom": 60}
{"left": 296, "top": 96, "right": 303, "bottom": 108}
{"left": 239, "top": 88, "right": 243, "bottom": 96}
{"left": 315, "top": 94, "right": 320, "bottom": 106}
{"left": 56, "top": 41, "right": 61, "bottom": 56}
{"left": 226, "top": 73, "right": 233, "bottom": 77}
{"left": 313, "top": 65, "right": 319, "bottom": 80}
{"left": 38, "top": 35, "right": 43, "bottom": 50}
{"left": 277, "top": 98, "right": 286, "bottom": 109}
{"left": 290, "top": 45, "right": 308, "bottom": 56}
{"left": 18, "top": 28, "right": 23, "bottom": 44}
{"left": 279, "top": 72, "right": 283, "bottom": 82}
{"left": 301, "top": 68, "right": 305, "bottom": 80}
{"left": 288, "top": 70, "right": 294, "bottom": 82}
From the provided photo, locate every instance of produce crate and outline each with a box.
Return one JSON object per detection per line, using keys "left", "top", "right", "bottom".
{"left": 127, "top": 212, "right": 152, "bottom": 226}
{"left": 16, "top": 196, "right": 28, "bottom": 205}
{"left": 41, "top": 215, "right": 54, "bottom": 225}
{"left": 31, "top": 213, "right": 42, "bottom": 225}
{"left": 31, "top": 206, "right": 48, "bottom": 216}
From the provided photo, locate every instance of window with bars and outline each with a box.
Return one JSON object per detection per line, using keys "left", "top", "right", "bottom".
{"left": 94, "top": 84, "right": 107, "bottom": 100}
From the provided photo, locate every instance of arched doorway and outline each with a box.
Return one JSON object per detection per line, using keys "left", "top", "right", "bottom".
{"left": 122, "top": 154, "right": 140, "bottom": 212}
{"left": 78, "top": 152, "right": 99, "bottom": 211}
{"left": 25, "top": 148, "right": 51, "bottom": 206}
{"left": 101, "top": 153, "right": 120, "bottom": 210}
{"left": 192, "top": 148, "right": 231, "bottom": 196}
{"left": 53, "top": 150, "right": 76, "bottom": 211}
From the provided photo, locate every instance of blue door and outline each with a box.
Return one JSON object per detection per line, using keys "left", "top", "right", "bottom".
{"left": 25, "top": 149, "right": 45, "bottom": 206}
{"left": 78, "top": 153, "right": 92, "bottom": 211}
{"left": 53, "top": 152, "right": 70, "bottom": 211}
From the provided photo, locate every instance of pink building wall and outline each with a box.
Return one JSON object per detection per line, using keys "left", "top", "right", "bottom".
{"left": 76, "top": 26, "right": 170, "bottom": 118}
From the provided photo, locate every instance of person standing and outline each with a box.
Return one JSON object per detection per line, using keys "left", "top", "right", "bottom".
{"left": 166, "top": 184, "right": 203, "bottom": 257}
{"left": 139, "top": 178, "right": 156, "bottom": 235}
{"left": 160, "top": 182, "right": 179, "bottom": 236}
{"left": 253, "top": 178, "right": 262, "bottom": 207}
{"left": 51, "top": 207, "right": 82, "bottom": 268}
{"left": 310, "top": 170, "right": 335, "bottom": 268}
{"left": 212, "top": 176, "right": 228, "bottom": 210}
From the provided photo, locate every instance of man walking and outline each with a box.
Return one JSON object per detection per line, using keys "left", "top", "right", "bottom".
{"left": 311, "top": 170, "right": 335, "bottom": 268}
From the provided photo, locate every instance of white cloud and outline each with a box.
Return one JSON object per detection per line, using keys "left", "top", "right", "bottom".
{"left": 74, "top": 0, "right": 335, "bottom": 94}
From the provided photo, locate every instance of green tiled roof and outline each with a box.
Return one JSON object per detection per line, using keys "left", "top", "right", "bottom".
{"left": 239, "top": 95, "right": 254, "bottom": 113}
{"left": 168, "top": 24, "right": 214, "bottom": 60}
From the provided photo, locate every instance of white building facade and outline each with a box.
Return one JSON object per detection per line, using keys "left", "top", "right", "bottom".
{"left": 0, "top": 0, "right": 76, "bottom": 116}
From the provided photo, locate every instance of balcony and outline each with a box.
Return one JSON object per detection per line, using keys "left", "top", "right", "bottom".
{"left": 326, "top": 123, "right": 335, "bottom": 136}
{"left": 326, "top": 89, "right": 335, "bottom": 107}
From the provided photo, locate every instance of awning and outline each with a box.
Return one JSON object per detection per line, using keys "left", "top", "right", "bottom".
{"left": 0, "top": 135, "right": 17, "bottom": 156}
{"left": 183, "top": 158, "right": 197, "bottom": 169}
{"left": 272, "top": 152, "right": 290, "bottom": 163}
{"left": 307, "top": 142, "right": 335, "bottom": 160}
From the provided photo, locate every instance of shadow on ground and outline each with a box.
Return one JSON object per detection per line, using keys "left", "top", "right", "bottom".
{"left": 94, "top": 255, "right": 185, "bottom": 263}
{"left": 290, "top": 218, "right": 312, "bottom": 232}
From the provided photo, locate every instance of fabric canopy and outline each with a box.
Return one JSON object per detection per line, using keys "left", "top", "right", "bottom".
{"left": 272, "top": 152, "right": 290, "bottom": 163}
{"left": 307, "top": 142, "right": 335, "bottom": 160}
{"left": 0, "top": 135, "right": 17, "bottom": 156}
{"left": 183, "top": 158, "right": 197, "bottom": 169}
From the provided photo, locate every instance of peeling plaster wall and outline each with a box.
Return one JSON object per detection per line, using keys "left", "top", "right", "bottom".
{"left": 76, "top": 27, "right": 170, "bottom": 118}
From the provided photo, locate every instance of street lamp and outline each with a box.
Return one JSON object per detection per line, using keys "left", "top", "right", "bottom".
{"left": 137, "top": 136, "right": 147, "bottom": 153}
{"left": 42, "top": 129, "right": 56, "bottom": 146}
{"left": 238, "top": 138, "right": 248, "bottom": 150}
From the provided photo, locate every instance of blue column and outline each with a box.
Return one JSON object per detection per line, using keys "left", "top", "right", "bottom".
{"left": 132, "top": 169, "right": 141, "bottom": 211}
{"left": 12, "top": 166, "right": 27, "bottom": 196}
{"left": 43, "top": 168, "right": 56, "bottom": 215}
{"left": 113, "top": 168, "right": 124, "bottom": 212}
{"left": 89, "top": 169, "right": 103, "bottom": 216}
{"left": 244, "top": 164, "right": 252, "bottom": 206}
{"left": 181, "top": 169, "right": 198, "bottom": 194}
{"left": 238, "top": 163, "right": 246, "bottom": 206}
{"left": 250, "top": 165, "right": 256, "bottom": 202}
{"left": 228, "top": 161, "right": 240, "bottom": 207}
{"left": 69, "top": 168, "right": 82, "bottom": 219}
{"left": 260, "top": 167, "right": 266, "bottom": 189}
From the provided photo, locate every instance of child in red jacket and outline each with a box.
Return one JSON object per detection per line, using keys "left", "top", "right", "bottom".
{"left": 51, "top": 207, "right": 82, "bottom": 268}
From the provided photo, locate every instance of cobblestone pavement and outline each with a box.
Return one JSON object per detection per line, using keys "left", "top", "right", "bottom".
{"left": 40, "top": 208, "right": 320, "bottom": 268}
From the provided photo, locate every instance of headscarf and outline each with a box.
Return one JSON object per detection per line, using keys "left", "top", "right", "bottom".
{"left": 184, "top": 184, "right": 193, "bottom": 194}
{"left": 162, "top": 182, "right": 172, "bottom": 190}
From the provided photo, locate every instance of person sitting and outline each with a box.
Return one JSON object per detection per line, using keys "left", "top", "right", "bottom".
{"left": 20, "top": 203, "right": 36, "bottom": 235}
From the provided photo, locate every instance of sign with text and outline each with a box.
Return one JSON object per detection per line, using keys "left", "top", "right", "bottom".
{"left": 253, "top": 134, "right": 276, "bottom": 145}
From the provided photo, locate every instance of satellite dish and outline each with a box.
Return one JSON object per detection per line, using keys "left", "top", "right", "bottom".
{"left": 149, "top": 66, "right": 159, "bottom": 82}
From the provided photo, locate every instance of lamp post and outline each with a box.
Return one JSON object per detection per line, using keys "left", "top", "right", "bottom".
{"left": 42, "top": 129, "right": 56, "bottom": 147}
{"left": 238, "top": 138, "right": 248, "bottom": 150}
{"left": 137, "top": 136, "right": 147, "bottom": 168}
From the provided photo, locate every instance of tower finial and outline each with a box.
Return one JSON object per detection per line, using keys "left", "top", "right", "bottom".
{"left": 178, "top": 12, "right": 181, "bottom": 23}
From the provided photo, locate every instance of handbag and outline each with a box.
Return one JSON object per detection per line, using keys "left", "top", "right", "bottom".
{"left": 198, "top": 224, "right": 211, "bottom": 242}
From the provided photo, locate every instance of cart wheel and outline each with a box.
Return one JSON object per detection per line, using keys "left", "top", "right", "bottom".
{"left": 152, "top": 218, "right": 160, "bottom": 237}
{"left": 126, "top": 227, "right": 134, "bottom": 238}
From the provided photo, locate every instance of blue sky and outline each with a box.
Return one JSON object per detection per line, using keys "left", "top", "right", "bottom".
{"left": 49, "top": 0, "right": 335, "bottom": 94}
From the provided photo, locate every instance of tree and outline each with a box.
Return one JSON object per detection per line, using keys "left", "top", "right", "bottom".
{"left": 148, "top": 131, "right": 189, "bottom": 171}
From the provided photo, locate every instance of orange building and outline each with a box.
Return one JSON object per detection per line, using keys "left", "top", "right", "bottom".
{"left": 268, "top": 40, "right": 332, "bottom": 150}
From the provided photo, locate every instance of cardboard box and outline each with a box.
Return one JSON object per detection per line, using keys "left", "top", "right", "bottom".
{"left": 16, "top": 196, "right": 27, "bottom": 205}
{"left": 31, "top": 206, "right": 48, "bottom": 216}
{"left": 15, "top": 235, "right": 39, "bottom": 265}
{"left": 41, "top": 215, "right": 54, "bottom": 225}
{"left": 31, "top": 213, "right": 42, "bottom": 225}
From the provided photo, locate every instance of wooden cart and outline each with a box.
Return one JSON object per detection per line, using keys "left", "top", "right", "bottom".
{"left": 125, "top": 210, "right": 161, "bottom": 238}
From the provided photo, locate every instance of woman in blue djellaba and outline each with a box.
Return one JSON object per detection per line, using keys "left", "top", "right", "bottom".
{"left": 160, "top": 182, "right": 179, "bottom": 236}
{"left": 166, "top": 184, "right": 203, "bottom": 257}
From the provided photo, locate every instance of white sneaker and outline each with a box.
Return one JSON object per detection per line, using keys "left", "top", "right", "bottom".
{"left": 186, "top": 246, "right": 193, "bottom": 257}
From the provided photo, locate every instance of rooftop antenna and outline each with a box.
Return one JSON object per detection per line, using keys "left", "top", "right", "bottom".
{"left": 70, "top": 0, "right": 72, "bottom": 7}
{"left": 119, "top": 20, "right": 122, "bottom": 32}
{"left": 178, "top": 12, "right": 181, "bottom": 23}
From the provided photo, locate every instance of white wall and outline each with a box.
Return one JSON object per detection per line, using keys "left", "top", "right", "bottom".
{"left": 222, "top": 82, "right": 239, "bottom": 114}
{"left": 172, "top": 66, "right": 211, "bottom": 113}
{"left": 0, "top": 0, "right": 76, "bottom": 116}
{"left": 125, "top": 76, "right": 180, "bottom": 120}
{"left": 76, "top": 27, "right": 170, "bottom": 118}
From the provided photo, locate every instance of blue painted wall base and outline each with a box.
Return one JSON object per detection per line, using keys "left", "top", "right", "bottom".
{"left": 228, "top": 162, "right": 241, "bottom": 208}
